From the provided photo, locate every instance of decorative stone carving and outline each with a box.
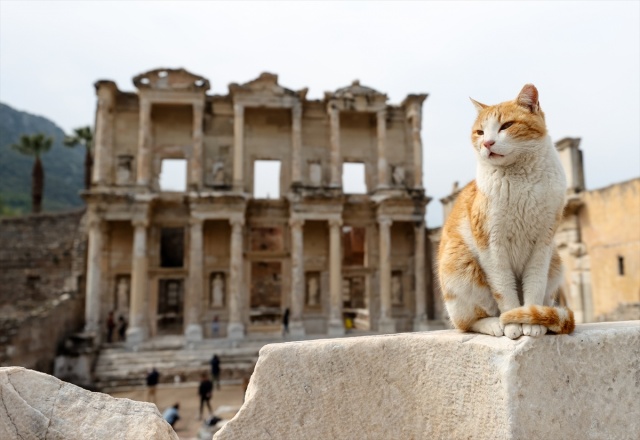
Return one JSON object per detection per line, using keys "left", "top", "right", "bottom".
{"left": 306, "top": 274, "right": 320, "bottom": 307}
{"left": 392, "top": 165, "right": 405, "bottom": 186}
{"left": 309, "top": 162, "right": 322, "bottom": 187}
{"left": 212, "top": 161, "right": 225, "bottom": 186}
{"left": 116, "top": 155, "right": 133, "bottom": 185}
{"left": 392, "top": 272, "right": 403, "bottom": 305}
{"left": 115, "top": 275, "right": 130, "bottom": 313}
{"left": 211, "top": 273, "right": 225, "bottom": 307}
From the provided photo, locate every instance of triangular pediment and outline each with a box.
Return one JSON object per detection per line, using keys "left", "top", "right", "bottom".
{"left": 133, "top": 68, "right": 210, "bottom": 92}
{"left": 228, "top": 72, "right": 303, "bottom": 99}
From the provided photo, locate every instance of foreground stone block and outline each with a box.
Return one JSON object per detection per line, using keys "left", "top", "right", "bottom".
{"left": 215, "top": 322, "right": 640, "bottom": 440}
{"left": 0, "top": 367, "right": 178, "bottom": 439}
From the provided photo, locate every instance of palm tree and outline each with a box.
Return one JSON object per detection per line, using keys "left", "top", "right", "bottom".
{"left": 11, "top": 133, "right": 53, "bottom": 213}
{"left": 64, "top": 126, "right": 93, "bottom": 189}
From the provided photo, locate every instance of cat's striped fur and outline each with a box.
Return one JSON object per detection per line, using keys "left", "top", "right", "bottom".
{"left": 438, "top": 84, "right": 575, "bottom": 339}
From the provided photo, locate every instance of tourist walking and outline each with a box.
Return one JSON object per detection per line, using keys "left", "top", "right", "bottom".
{"left": 117, "top": 315, "right": 127, "bottom": 341}
{"left": 198, "top": 373, "right": 214, "bottom": 420}
{"left": 106, "top": 311, "right": 116, "bottom": 343}
{"left": 210, "top": 354, "right": 221, "bottom": 390}
{"left": 146, "top": 367, "right": 159, "bottom": 404}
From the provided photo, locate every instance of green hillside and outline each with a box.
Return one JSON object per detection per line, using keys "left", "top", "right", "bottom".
{"left": 0, "top": 102, "right": 85, "bottom": 215}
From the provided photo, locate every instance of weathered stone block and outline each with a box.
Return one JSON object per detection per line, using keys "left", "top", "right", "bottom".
{"left": 215, "top": 322, "right": 640, "bottom": 440}
{"left": 0, "top": 367, "right": 178, "bottom": 439}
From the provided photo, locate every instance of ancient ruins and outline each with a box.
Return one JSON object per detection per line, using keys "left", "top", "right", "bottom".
{"left": 85, "top": 68, "right": 431, "bottom": 344}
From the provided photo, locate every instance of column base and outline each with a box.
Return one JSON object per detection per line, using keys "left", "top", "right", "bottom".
{"left": 289, "top": 321, "right": 306, "bottom": 337}
{"left": 227, "top": 322, "right": 245, "bottom": 340}
{"left": 185, "top": 324, "right": 203, "bottom": 342}
{"left": 378, "top": 318, "right": 396, "bottom": 334}
{"left": 327, "top": 319, "right": 345, "bottom": 337}
{"left": 125, "top": 326, "right": 146, "bottom": 346}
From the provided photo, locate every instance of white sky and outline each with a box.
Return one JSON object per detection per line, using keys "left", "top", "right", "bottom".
{"left": 1, "top": 1, "right": 638, "bottom": 227}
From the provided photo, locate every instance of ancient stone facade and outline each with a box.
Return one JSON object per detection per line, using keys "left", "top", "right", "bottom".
{"left": 85, "top": 68, "right": 430, "bottom": 344}
{"left": 432, "top": 138, "right": 640, "bottom": 324}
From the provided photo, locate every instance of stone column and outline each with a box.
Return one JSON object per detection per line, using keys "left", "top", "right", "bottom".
{"left": 376, "top": 109, "right": 388, "bottom": 189}
{"left": 185, "top": 217, "right": 204, "bottom": 342}
{"left": 291, "top": 102, "right": 303, "bottom": 185}
{"left": 84, "top": 209, "right": 103, "bottom": 337}
{"left": 328, "top": 218, "right": 344, "bottom": 336}
{"left": 289, "top": 218, "right": 306, "bottom": 336}
{"left": 227, "top": 218, "right": 245, "bottom": 339}
{"left": 378, "top": 217, "right": 395, "bottom": 333}
{"left": 233, "top": 104, "right": 245, "bottom": 191}
{"left": 190, "top": 101, "right": 204, "bottom": 189}
{"left": 136, "top": 99, "right": 152, "bottom": 186}
{"left": 93, "top": 85, "right": 115, "bottom": 186}
{"left": 413, "top": 221, "right": 429, "bottom": 331}
{"left": 127, "top": 218, "right": 149, "bottom": 345}
{"left": 328, "top": 104, "right": 341, "bottom": 188}
{"left": 410, "top": 112, "right": 423, "bottom": 189}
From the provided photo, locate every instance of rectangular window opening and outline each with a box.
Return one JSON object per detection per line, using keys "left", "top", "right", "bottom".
{"left": 342, "top": 226, "right": 365, "bottom": 266}
{"left": 343, "top": 162, "right": 367, "bottom": 194}
{"left": 159, "top": 159, "right": 187, "bottom": 192}
{"left": 253, "top": 160, "right": 281, "bottom": 199}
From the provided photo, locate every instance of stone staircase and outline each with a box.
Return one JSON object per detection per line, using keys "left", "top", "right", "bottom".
{"left": 93, "top": 331, "right": 377, "bottom": 392}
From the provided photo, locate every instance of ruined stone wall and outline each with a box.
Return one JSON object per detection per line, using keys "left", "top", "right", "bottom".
{"left": 0, "top": 291, "right": 84, "bottom": 373}
{"left": 580, "top": 178, "right": 640, "bottom": 318}
{"left": 0, "top": 210, "right": 86, "bottom": 373}
{"left": 0, "top": 210, "right": 86, "bottom": 308}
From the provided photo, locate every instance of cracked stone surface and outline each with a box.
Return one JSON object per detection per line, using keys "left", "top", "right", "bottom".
{"left": 0, "top": 367, "right": 178, "bottom": 439}
{"left": 214, "top": 321, "right": 640, "bottom": 440}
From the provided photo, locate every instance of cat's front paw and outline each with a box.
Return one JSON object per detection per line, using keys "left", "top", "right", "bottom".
{"left": 522, "top": 324, "right": 547, "bottom": 337}
{"left": 503, "top": 323, "right": 523, "bottom": 339}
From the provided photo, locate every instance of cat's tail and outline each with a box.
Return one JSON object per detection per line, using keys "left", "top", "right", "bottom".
{"left": 500, "top": 305, "right": 575, "bottom": 334}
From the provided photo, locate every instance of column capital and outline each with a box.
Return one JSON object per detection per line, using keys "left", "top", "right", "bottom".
{"left": 189, "top": 216, "right": 204, "bottom": 227}
{"left": 289, "top": 218, "right": 305, "bottom": 229}
{"left": 230, "top": 217, "right": 245, "bottom": 228}
{"left": 234, "top": 103, "right": 244, "bottom": 114}
{"left": 328, "top": 218, "right": 343, "bottom": 229}
{"left": 378, "top": 217, "right": 393, "bottom": 228}
{"left": 131, "top": 217, "right": 149, "bottom": 228}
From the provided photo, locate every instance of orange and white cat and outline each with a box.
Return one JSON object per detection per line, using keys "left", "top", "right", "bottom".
{"left": 438, "top": 84, "right": 575, "bottom": 339}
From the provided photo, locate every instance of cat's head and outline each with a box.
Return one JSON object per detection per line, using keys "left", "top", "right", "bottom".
{"left": 470, "top": 84, "right": 547, "bottom": 166}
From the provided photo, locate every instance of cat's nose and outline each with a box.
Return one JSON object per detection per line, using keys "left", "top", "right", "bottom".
{"left": 483, "top": 140, "right": 495, "bottom": 149}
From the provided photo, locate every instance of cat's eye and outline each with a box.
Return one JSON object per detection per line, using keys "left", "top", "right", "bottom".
{"left": 499, "top": 121, "right": 514, "bottom": 131}
{"left": 475, "top": 130, "right": 484, "bottom": 135}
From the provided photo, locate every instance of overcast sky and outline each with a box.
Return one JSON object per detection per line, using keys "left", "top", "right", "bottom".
{"left": 1, "top": 1, "right": 638, "bottom": 226}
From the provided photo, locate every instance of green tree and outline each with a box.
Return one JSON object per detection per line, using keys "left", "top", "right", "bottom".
{"left": 64, "top": 126, "right": 93, "bottom": 189}
{"left": 11, "top": 133, "right": 53, "bottom": 213}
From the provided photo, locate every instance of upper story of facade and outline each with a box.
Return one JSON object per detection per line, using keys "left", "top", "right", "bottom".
{"left": 90, "top": 68, "right": 429, "bottom": 207}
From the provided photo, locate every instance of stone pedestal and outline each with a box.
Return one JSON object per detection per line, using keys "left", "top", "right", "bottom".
{"left": 213, "top": 322, "right": 640, "bottom": 440}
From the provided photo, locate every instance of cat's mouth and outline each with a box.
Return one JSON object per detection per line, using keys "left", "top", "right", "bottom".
{"left": 489, "top": 152, "right": 504, "bottom": 158}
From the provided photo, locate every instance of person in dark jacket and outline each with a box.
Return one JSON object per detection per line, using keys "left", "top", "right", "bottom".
{"left": 146, "top": 367, "right": 159, "bottom": 403}
{"left": 210, "top": 354, "right": 221, "bottom": 390}
{"left": 198, "top": 373, "right": 214, "bottom": 420}
{"left": 282, "top": 307, "right": 290, "bottom": 336}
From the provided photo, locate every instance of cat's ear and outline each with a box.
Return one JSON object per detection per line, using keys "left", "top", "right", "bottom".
{"left": 516, "top": 84, "right": 540, "bottom": 113}
{"left": 470, "top": 98, "right": 488, "bottom": 113}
